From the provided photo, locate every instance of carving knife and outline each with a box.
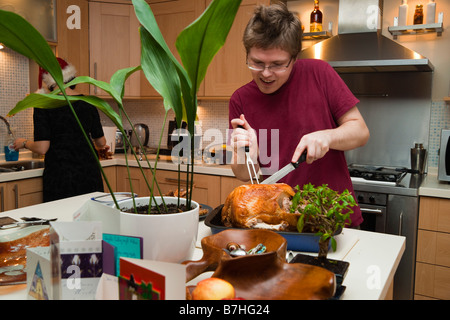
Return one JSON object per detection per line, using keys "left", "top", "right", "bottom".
{"left": 260, "top": 151, "right": 307, "bottom": 184}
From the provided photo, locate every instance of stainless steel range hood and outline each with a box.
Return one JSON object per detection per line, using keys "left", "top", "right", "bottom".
{"left": 298, "top": 0, "right": 434, "bottom": 73}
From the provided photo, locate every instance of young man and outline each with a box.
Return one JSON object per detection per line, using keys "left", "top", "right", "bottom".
{"left": 229, "top": 3, "right": 369, "bottom": 227}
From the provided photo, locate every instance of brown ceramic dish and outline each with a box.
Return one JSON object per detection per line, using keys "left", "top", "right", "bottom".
{"left": 183, "top": 229, "right": 336, "bottom": 300}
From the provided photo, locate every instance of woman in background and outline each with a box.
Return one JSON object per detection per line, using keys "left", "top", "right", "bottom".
{"left": 13, "top": 58, "right": 109, "bottom": 202}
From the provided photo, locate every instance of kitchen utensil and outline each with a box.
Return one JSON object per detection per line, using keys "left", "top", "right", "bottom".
{"left": 0, "top": 217, "right": 57, "bottom": 230}
{"left": 261, "top": 151, "right": 307, "bottom": 184}
{"left": 410, "top": 143, "right": 427, "bottom": 174}
{"left": 237, "top": 125, "right": 259, "bottom": 184}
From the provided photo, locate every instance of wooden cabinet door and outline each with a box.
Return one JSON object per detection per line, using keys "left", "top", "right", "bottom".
{"left": 3, "top": 178, "right": 43, "bottom": 211}
{"left": 116, "top": 166, "right": 152, "bottom": 197}
{"left": 140, "top": 0, "right": 206, "bottom": 97}
{"left": 57, "top": 0, "right": 90, "bottom": 95}
{"left": 220, "top": 176, "right": 247, "bottom": 204}
{"left": 89, "top": 2, "right": 140, "bottom": 97}
{"left": 101, "top": 166, "right": 117, "bottom": 193}
{"left": 202, "top": 0, "right": 270, "bottom": 97}
{"left": 154, "top": 169, "right": 221, "bottom": 207}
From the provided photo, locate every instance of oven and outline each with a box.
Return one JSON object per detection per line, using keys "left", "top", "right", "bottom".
{"left": 356, "top": 191, "right": 387, "bottom": 233}
{"left": 349, "top": 164, "right": 424, "bottom": 300}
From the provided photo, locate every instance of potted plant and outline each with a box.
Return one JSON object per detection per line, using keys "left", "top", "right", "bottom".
{"left": 0, "top": 0, "right": 242, "bottom": 262}
{"left": 290, "top": 183, "right": 356, "bottom": 259}
{"left": 288, "top": 183, "right": 356, "bottom": 285}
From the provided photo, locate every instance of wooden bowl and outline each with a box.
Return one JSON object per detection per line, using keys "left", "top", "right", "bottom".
{"left": 183, "top": 229, "right": 336, "bottom": 300}
{"left": 182, "top": 229, "right": 287, "bottom": 282}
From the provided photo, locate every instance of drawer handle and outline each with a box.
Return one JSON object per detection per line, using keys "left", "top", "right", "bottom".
{"left": 94, "top": 62, "right": 98, "bottom": 94}
{"left": 1, "top": 186, "right": 4, "bottom": 211}
{"left": 360, "top": 208, "right": 383, "bottom": 215}
{"left": 13, "top": 184, "right": 18, "bottom": 209}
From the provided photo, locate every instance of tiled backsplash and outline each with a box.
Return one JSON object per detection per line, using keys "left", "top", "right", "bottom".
{"left": 98, "top": 99, "right": 230, "bottom": 150}
{"left": 428, "top": 101, "right": 450, "bottom": 167}
{"left": 0, "top": 48, "right": 33, "bottom": 149}
{"left": 1, "top": 47, "right": 449, "bottom": 168}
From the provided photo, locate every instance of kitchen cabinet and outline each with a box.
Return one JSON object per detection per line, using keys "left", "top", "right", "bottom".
{"left": 88, "top": 0, "right": 271, "bottom": 98}
{"left": 57, "top": 0, "right": 90, "bottom": 95}
{"left": 0, "top": 178, "right": 43, "bottom": 212}
{"left": 101, "top": 165, "right": 117, "bottom": 193}
{"left": 139, "top": 0, "right": 206, "bottom": 97}
{"left": 220, "top": 176, "right": 247, "bottom": 204}
{"left": 202, "top": 0, "right": 270, "bottom": 98}
{"left": 116, "top": 166, "right": 153, "bottom": 197}
{"left": 153, "top": 169, "right": 221, "bottom": 208}
{"left": 415, "top": 196, "right": 450, "bottom": 300}
{"left": 115, "top": 166, "right": 221, "bottom": 207}
{"left": 89, "top": 1, "right": 141, "bottom": 97}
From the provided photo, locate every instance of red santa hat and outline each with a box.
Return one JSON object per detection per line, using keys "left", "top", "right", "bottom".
{"left": 38, "top": 57, "right": 77, "bottom": 92}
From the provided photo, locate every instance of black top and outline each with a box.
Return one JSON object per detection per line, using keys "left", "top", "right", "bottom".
{"left": 34, "top": 98, "right": 105, "bottom": 202}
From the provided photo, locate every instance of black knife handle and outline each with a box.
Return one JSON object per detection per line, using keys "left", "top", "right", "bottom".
{"left": 237, "top": 125, "right": 250, "bottom": 153}
{"left": 292, "top": 151, "right": 307, "bottom": 168}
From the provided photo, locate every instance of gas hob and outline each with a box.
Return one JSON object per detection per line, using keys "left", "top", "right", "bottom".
{"left": 348, "top": 164, "right": 424, "bottom": 196}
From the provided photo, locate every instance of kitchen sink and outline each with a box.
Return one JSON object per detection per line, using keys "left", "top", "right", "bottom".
{"left": 0, "top": 160, "right": 45, "bottom": 173}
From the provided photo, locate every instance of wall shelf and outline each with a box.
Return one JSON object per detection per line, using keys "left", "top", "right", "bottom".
{"left": 388, "top": 22, "right": 444, "bottom": 39}
{"left": 302, "top": 31, "right": 332, "bottom": 40}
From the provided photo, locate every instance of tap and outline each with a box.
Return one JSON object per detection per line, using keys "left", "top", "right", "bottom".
{"left": 0, "top": 115, "right": 13, "bottom": 136}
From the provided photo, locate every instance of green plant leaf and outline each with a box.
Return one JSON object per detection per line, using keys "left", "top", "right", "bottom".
{"left": 331, "top": 237, "right": 337, "bottom": 252}
{"left": 297, "top": 214, "right": 305, "bottom": 233}
{"left": 132, "top": 0, "right": 188, "bottom": 127}
{"left": 8, "top": 93, "right": 123, "bottom": 129}
{"left": 0, "top": 10, "right": 64, "bottom": 94}
{"left": 139, "top": 27, "right": 184, "bottom": 116}
{"left": 176, "top": 0, "right": 242, "bottom": 96}
{"left": 110, "top": 66, "right": 142, "bottom": 101}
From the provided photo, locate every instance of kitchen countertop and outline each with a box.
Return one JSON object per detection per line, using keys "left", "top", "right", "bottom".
{"left": 0, "top": 152, "right": 235, "bottom": 183}
{"left": 418, "top": 171, "right": 450, "bottom": 199}
{"left": 3, "top": 152, "right": 450, "bottom": 199}
{"left": 0, "top": 192, "right": 405, "bottom": 300}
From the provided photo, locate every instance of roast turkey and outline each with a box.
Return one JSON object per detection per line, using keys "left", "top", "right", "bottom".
{"left": 221, "top": 183, "right": 301, "bottom": 231}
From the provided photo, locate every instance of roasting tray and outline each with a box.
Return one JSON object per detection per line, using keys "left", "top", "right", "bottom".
{"left": 204, "top": 204, "right": 341, "bottom": 253}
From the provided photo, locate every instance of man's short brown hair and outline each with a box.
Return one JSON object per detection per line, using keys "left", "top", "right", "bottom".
{"left": 243, "top": 3, "right": 302, "bottom": 58}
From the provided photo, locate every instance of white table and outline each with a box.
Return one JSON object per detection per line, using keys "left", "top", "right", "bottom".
{"left": 0, "top": 192, "right": 405, "bottom": 300}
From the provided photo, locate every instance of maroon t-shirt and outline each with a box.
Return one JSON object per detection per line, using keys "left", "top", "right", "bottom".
{"left": 229, "top": 59, "right": 363, "bottom": 227}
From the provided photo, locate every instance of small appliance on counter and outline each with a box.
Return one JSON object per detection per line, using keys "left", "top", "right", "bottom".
{"left": 130, "top": 123, "right": 149, "bottom": 148}
{"left": 438, "top": 129, "right": 450, "bottom": 182}
{"left": 102, "top": 126, "right": 117, "bottom": 154}
{"left": 115, "top": 129, "right": 128, "bottom": 153}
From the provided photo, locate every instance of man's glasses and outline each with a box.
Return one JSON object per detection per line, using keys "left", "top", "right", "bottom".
{"left": 246, "top": 57, "right": 293, "bottom": 73}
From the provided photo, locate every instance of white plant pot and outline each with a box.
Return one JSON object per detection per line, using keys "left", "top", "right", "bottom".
{"left": 118, "top": 196, "right": 199, "bottom": 263}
